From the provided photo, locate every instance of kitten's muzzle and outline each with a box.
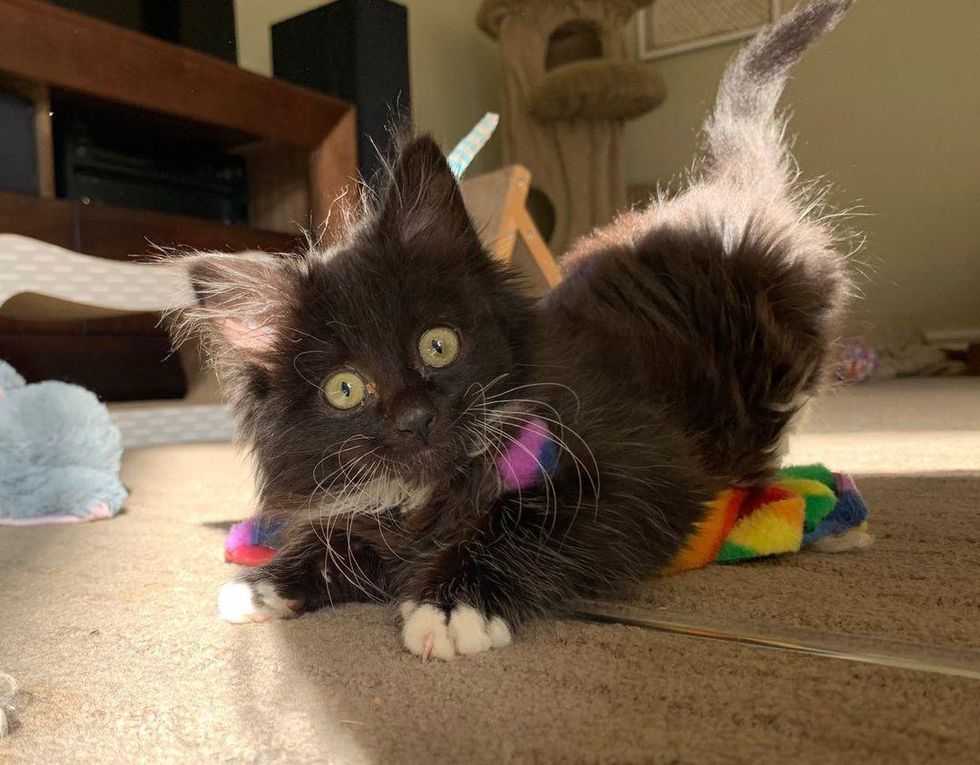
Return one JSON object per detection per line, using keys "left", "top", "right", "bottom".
{"left": 391, "top": 394, "right": 436, "bottom": 443}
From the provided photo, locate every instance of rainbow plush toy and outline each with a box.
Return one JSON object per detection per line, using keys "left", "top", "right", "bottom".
{"left": 663, "top": 464, "right": 870, "bottom": 574}
{"left": 225, "top": 464, "right": 870, "bottom": 572}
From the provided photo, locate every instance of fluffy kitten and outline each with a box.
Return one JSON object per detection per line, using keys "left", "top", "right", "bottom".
{"left": 174, "top": 0, "right": 855, "bottom": 659}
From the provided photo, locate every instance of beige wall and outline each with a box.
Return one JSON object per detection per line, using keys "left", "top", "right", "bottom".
{"left": 233, "top": 0, "right": 501, "bottom": 173}
{"left": 625, "top": 0, "right": 980, "bottom": 334}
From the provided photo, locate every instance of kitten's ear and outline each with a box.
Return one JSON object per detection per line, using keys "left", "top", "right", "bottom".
{"left": 173, "top": 252, "right": 296, "bottom": 368}
{"left": 378, "top": 135, "right": 480, "bottom": 248}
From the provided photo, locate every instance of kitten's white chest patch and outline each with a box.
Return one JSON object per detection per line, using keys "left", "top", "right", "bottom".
{"left": 316, "top": 478, "right": 432, "bottom": 518}
{"left": 400, "top": 601, "right": 511, "bottom": 660}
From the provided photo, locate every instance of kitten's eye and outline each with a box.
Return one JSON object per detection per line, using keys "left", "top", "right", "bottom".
{"left": 323, "top": 371, "right": 366, "bottom": 410}
{"left": 419, "top": 326, "right": 461, "bottom": 368}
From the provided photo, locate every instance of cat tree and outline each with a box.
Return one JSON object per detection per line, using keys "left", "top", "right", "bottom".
{"left": 478, "top": 0, "right": 665, "bottom": 255}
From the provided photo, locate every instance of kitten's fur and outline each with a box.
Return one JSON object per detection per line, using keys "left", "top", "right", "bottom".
{"left": 174, "top": 0, "right": 855, "bottom": 658}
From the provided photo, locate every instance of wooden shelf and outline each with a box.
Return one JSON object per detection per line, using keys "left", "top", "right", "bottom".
{"left": 0, "top": 191, "right": 301, "bottom": 260}
{"left": 0, "top": 0, "right": 348, "bottom": 149}
{"left": 0, "top": 0, "right": 358, "bottom": 402}
{"left": 0, "top": 0, "right": 358, "bottom": 233}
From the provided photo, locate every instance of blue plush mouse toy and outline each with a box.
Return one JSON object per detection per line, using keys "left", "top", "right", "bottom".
{"left": 0, "top": 360, "right": 127, "bottom": 525}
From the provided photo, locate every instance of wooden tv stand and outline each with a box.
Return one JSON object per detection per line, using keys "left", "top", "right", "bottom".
{"left": 0, "top": 0, "right": 356, "bottom": 400}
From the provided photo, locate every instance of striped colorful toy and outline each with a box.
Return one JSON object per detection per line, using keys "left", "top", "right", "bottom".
{"left": 662, "top": 464, "right": 870, "bottom": 575}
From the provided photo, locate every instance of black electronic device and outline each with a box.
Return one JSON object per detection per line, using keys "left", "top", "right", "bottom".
{"left": 54, "top": 110, "right": 249, "bottom": 224}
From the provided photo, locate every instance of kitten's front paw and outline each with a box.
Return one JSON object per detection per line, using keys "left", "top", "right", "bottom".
{"left": 217, "top": 578, "right": 299, "bottom": 623}
{"left": 400, "top": 601, "right": 512, "bottom": 660}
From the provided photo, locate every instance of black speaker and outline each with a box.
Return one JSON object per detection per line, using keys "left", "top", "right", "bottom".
{"left": 0, "top": 92, "right": 38, "bottom": 195}
{"left": 272, "top": 0, "right": 411, "bottom": 181}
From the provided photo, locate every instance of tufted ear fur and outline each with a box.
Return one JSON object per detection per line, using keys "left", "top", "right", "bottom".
{"left": 377, "top": 135, "right": 482, "bottom": 251}
{"left": 173, "top": 251, "right": 298, "bottom": 370}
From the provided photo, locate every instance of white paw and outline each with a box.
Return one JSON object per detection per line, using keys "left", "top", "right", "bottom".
{"left": 217, "top": 579, "right": 296, "bottom": 623}
{"left": 400, "top": 601, "right": 512, "bottom": 661}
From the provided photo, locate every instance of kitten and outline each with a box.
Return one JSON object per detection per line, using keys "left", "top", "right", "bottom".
{"left": 173, "top": 0, "right": 855, "bottom": 659}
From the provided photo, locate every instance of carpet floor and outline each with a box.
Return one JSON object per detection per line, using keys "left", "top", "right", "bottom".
{"left": 636, "top": 475, "right": 980, "bottom": 648}
{"left": 1, "top": 378, "right": 979, "bottom": 763}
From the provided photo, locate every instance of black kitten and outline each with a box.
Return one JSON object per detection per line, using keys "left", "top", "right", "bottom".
{"left": 174, "top": 0, "right": 855, "bottom": 659}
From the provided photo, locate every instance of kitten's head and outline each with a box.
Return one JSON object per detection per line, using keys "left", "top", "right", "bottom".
{"left": 176, "top": 136, "right": 533, "bottom": 515}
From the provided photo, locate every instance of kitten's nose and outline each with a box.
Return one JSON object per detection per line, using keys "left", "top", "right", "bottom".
{"left": 393, "top": 399, "right": 435, "bottom": 442}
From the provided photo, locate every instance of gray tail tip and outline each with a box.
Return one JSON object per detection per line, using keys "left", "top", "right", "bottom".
{"left": 750, "top": 0, "right": 854, "bottom": 75}
{"left": 790, "top": 0, "right": 855, "bottom": 38}
{"left": 812, "top": 0, "right": 855, "bottom": 27}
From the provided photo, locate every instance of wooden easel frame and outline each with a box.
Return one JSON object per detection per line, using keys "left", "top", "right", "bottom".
{"left": 461, "top": 164, "right": 562, "bottom": 291}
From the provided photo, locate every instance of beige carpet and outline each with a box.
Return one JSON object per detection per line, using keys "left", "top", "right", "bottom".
{"left": 2, "top": 378, "right": 979, "bottom": 763}
{"left": 637, "top": 475, "right": 980, "bottom": 648}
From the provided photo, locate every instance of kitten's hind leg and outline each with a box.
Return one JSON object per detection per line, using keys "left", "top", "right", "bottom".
{"left": 217, "top": 528, "right": 388, "bottom": 623}
{"left": 555, "top": 0, "right": 855, "bottom": 484}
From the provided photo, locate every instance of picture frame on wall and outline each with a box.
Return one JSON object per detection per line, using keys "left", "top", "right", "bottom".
{"left": 637, "top": 0, "right": 783, "bottom": 61}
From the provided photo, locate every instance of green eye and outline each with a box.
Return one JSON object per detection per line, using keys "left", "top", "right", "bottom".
{"left": 323, "top": 371, "right": 366, "bottom": 410}
{"left": 419, "top": 326, "right": 461, "bottom": 368}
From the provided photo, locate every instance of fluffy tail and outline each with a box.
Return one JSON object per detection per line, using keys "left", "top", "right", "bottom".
{"left": 701, "top": 0, "right": 853, "bottom": 188}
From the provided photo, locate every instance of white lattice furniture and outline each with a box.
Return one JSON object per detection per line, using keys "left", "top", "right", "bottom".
{"left": 0, "top": 233, "right": 234, "bottom": 448}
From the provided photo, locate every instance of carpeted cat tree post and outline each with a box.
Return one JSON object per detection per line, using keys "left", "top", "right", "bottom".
{"left": 477, "top": 0, "right": 665, "bottom": 255}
